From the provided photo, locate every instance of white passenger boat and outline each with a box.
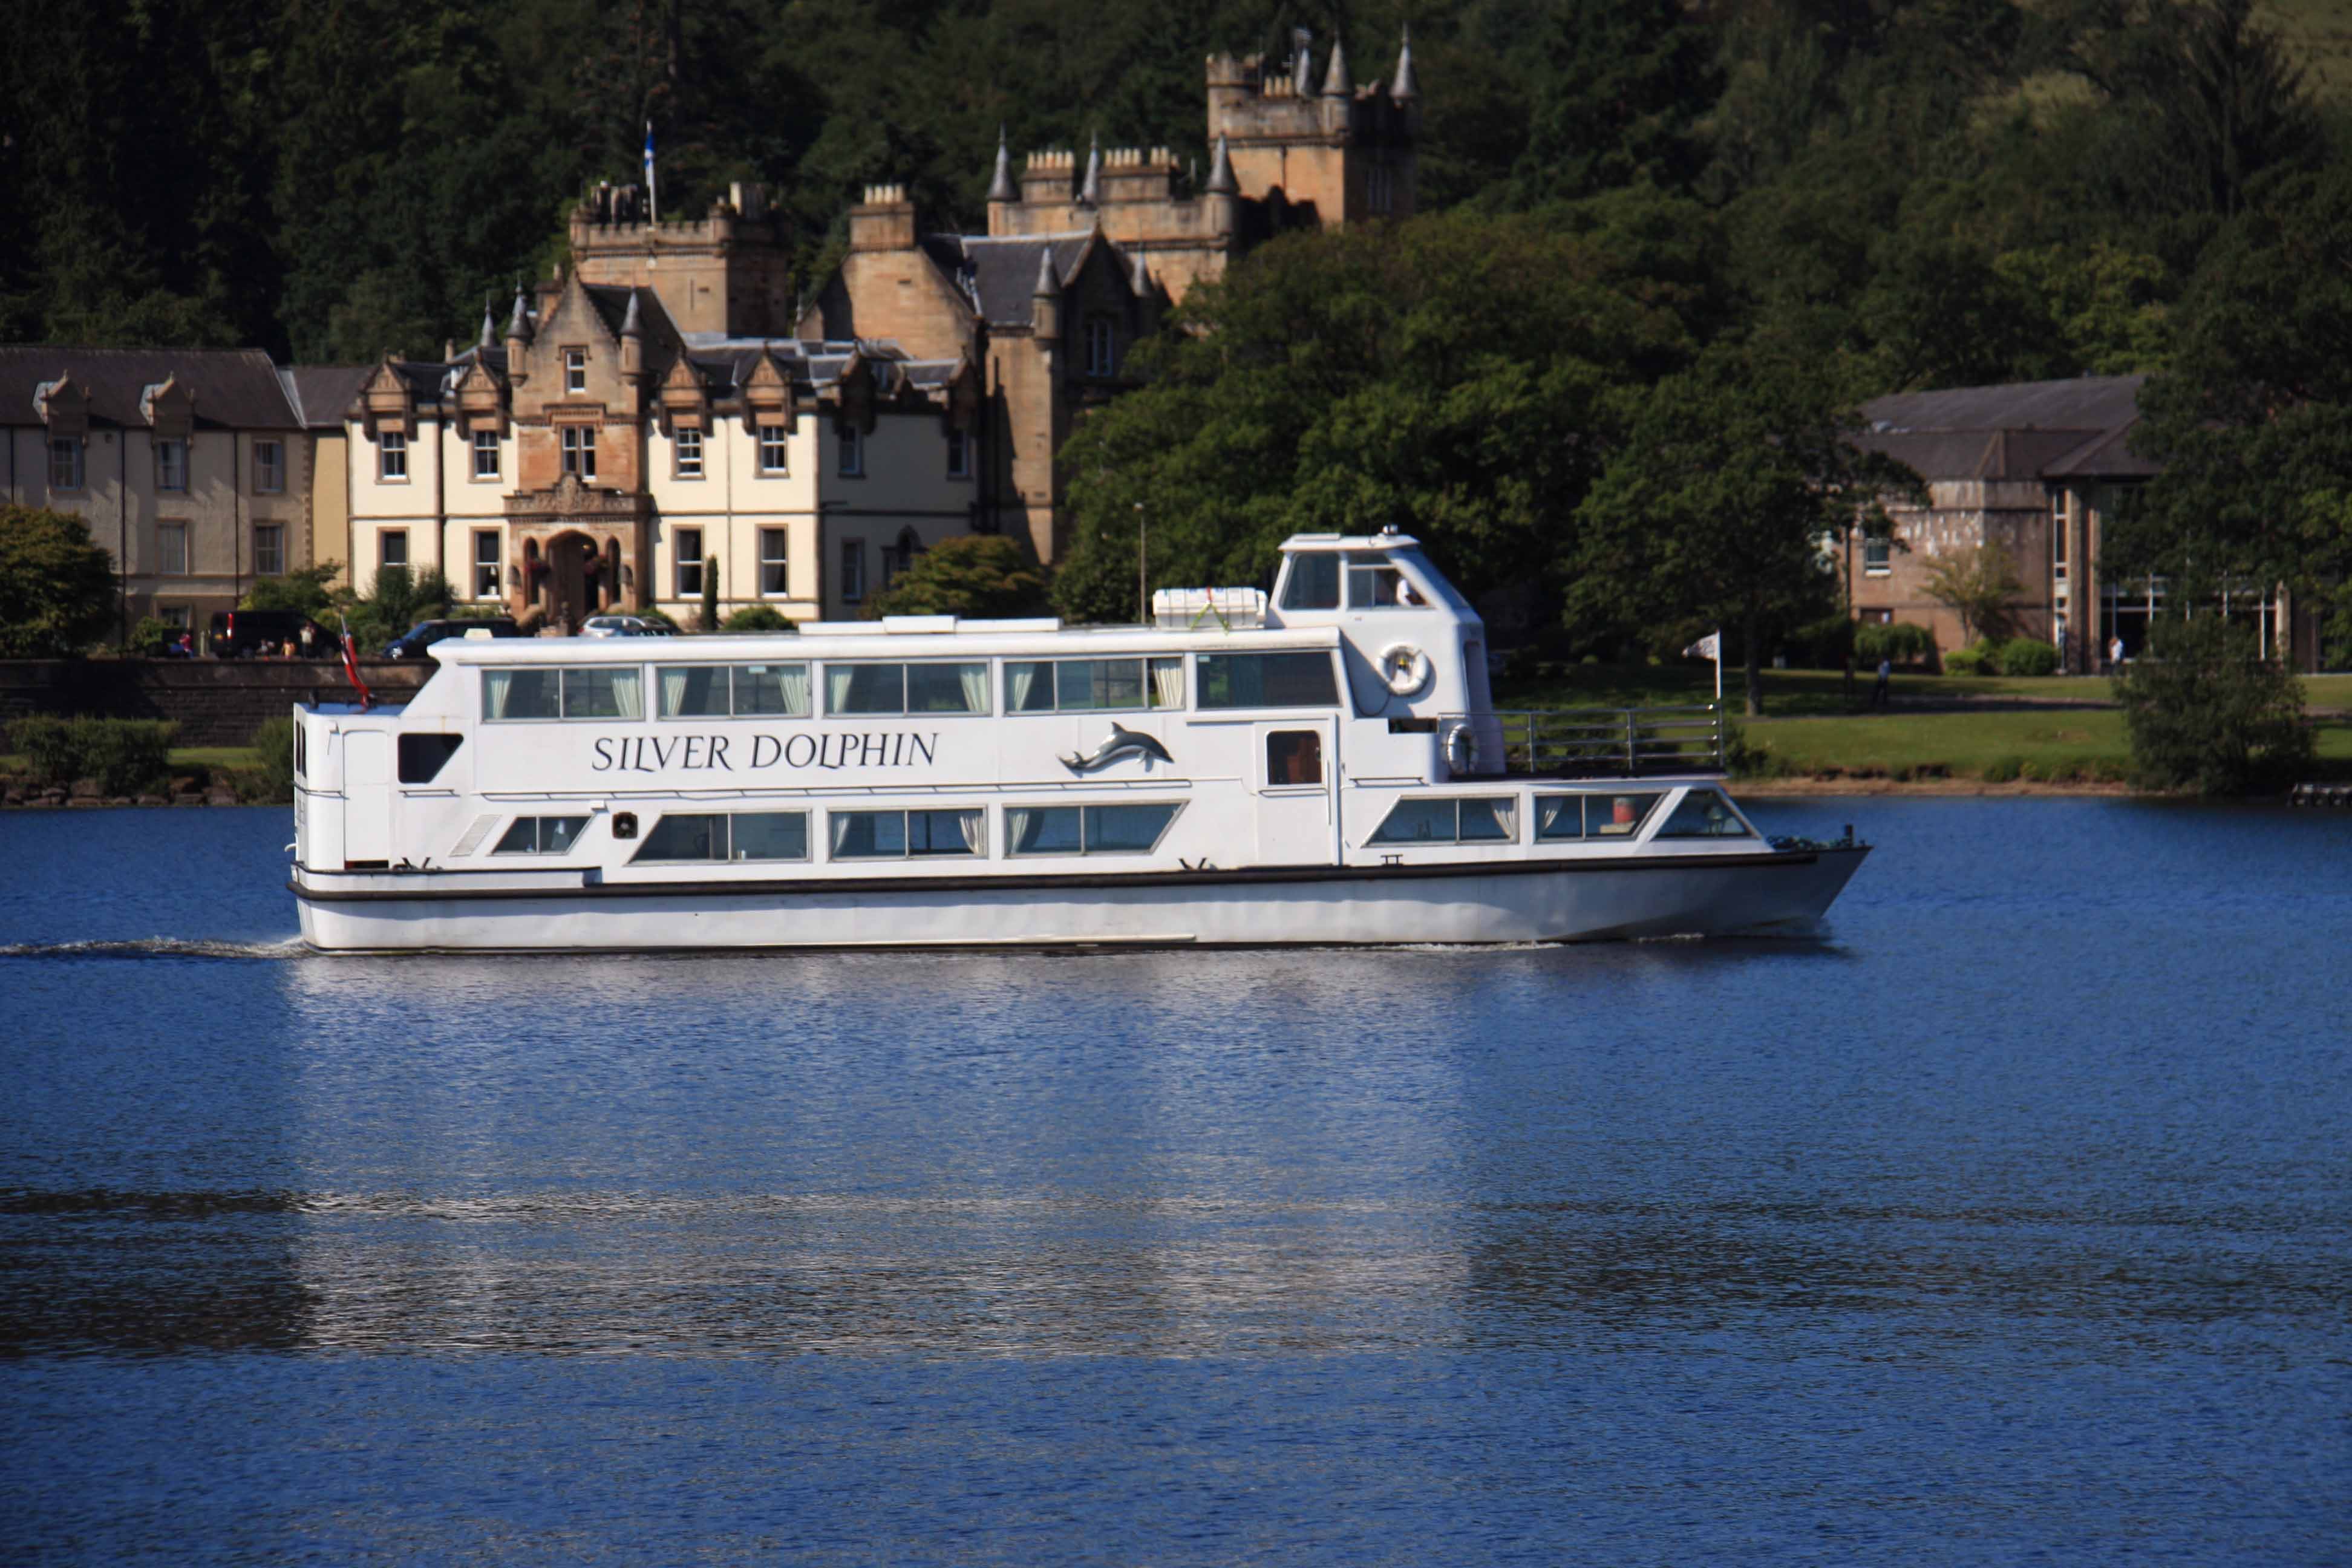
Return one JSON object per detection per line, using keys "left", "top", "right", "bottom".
{"left": 289, "top": 532, "right": 1867, "bottom": 952}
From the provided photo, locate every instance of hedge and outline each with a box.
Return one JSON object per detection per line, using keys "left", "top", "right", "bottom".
{"left": 7, "top": 716, "right": 178, "bottom": 794}
{"left": 1996, "top": 636, "right": 2060, "bottom": 676}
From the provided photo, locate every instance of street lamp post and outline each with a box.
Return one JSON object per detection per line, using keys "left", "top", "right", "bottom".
{"left": 1135, "top": 501, "right": 1148, "bottom": 624}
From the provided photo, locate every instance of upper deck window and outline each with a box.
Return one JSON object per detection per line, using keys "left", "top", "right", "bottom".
{"left": 1653, "top": 788, "right": 1755, "bottom": 839}
{"left": 1367, "top": 797, "right": 1516, "bottom": 845}
{"left": 826, "top": 661, "right": 987, "bottom": 716}
{"left": 1536, "top": 792, "right": 1662, "bottom": 840}
{"left": 1346, "top": 554, "right": 1418, "bottom": 607}
{"left": 483, "top": 666, "right": 644, "bottom": 721}
{"left": 1278, "top": 552, "right": 1340, "bottom": 610}
{"left": 1197, "top": 651, "right": 1337, "bottom": 710}
{"left": 1005, "top": 657, "right": 1184, "bottom": 713}
{"left": 656, "top": 663, "right": 811, "bottom": 719}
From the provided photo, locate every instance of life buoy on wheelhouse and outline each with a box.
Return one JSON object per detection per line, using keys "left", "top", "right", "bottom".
{"left": 1377, "top": 642, "right": 1434, "bottom": 697}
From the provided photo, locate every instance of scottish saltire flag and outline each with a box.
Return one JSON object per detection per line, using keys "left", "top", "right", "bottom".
{"left": 1684, "top": 632, "right": 1720, "bottom": 660}
{"left": 643, "top": 120, "right": 658, "bottom": 221}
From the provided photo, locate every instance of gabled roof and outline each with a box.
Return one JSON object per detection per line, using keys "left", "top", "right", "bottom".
{"left": 1855, "top": 374, "right": 2156, "bottom": 482}
{"left": 672, "top": 336, "right": 961, "bottom": 399}
{"left": 921, "top": 232, "right": 1106, "bottom": 327}
{"left": 281, "top": 365, "right": 374, "bottom": 429}
{"left": 0, "top": 346, "right": 300, "bottom": 429}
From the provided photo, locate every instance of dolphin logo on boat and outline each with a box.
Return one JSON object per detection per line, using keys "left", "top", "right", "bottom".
{"left": 1060, "top": 723, "right": 1175, "bottom": 774}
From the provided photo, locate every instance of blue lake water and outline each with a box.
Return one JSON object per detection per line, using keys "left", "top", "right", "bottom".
{"left": 2, "top": 799, "right": 2347, "bottom": 1564}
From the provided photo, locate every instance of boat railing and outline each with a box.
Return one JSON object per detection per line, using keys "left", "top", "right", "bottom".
{"left": 1444, "top": 705, "right": 1726, "bottom": 779}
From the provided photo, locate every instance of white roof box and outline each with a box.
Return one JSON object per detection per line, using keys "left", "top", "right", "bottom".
{"left": 1152, "top": 586, "right": 1266, "bottom": 631}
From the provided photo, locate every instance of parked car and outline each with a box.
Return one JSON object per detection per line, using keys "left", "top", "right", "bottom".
{"left": 384, "top": 617, "right": 524, "bottom": 659}
{"left": 580, "top": 615, "right": 670, "bottom": 638}
{"left": 207, "top": 609, "right": 328, "bottom": 659}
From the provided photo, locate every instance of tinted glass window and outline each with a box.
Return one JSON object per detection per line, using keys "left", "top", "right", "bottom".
{"left": 1007, "top": 806, "right": 1083, "bottom": 854}
{"left": 1086, "top": 803, "right": 1178, "bottom": 853}
{"left": 1369, "top": 799, "right": 1456, "bottom": 844}
{"left": 730, "top": 812, "right": 809, "bottom": 861}
{"left": 659, "top": 666, "right": 730, "bottom": 718}
{"left": 1534, "top": 796, "right": 1586, "bottom": 840}
{"left": 563, "top": 668, "right": 641, "bottom": 719}
{"left": 1279, "top": 552, "right": 1339, "bottom": 610}
{"left": 908, "top": 662, "right": 986, "bottom": 714}
{"left": 485, "top": 668, "right": 559, "bottom": 720}
{"left": 1266, "top": 730, "right": 1323, "bottom": 785}
{"left": 1197, "top": 652, "right": 1338, "bottom": 709}
{"left": 829, "top": 663, "right": 904, "bottom": 714}
{"left": 1655, "top": 788, "right": 1754, "bottom": 838}
{"left": 635, "top": 813, "right": 723, "bottom": 861}
{"left": 1592, "top": 792, "right": 1663, "bottom": 838}
{"left": 396, "top": 733, "right": 463, "bottom": 784}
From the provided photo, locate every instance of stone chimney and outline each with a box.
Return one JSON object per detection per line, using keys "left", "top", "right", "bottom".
{"left": 848, "top": 184, "right": 917, "bottom": 252}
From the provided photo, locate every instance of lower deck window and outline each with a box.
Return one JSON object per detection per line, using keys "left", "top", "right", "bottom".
{"left": 1654, "top": 788, "right": 1755, "bottom": 838}
{"left": 493, "top": 815, "right": 589, "bottom": 855}
{"left": 829, "top": 808, "right": 983, "bottom": 859}
{"left": 633, "top": 811, "right": 809, "bottom": 863}
{"left": 1535, "top": 792, "right": 1662, "bottom": 840}
{"left": 1006, "top": 803, "right": 1181, "bottom": 856}
{"left": 1367, "top": 797, "right": 1516, "bottom": 845}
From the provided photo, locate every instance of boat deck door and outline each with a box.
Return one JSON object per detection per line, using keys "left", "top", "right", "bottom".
{"left": 1253, "top": 719, "right": 1334, "bottom": 866}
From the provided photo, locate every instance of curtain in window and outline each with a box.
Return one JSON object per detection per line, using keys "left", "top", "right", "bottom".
{"left": 956, "top": 809, "right": 984, "bottom": 854}
{"left": 958, "top": 663, "right": 987, "bottom": 714}
{"left": 1007, "top": 663, "right": 1040, "bottom": 711}
{"left": 1149, "top": 659, "right": 1184, "bottom": 709}
{"left": 485, "top": 670, "right": 512, "bottom": 720}
{"left": 775, "top": 664, "right": 811, "bottom": 716}
{"left": 1537, "top": 797, "right": 1579, "bottom": 839}
{"left": 1005, "top": 808, "right": 1036, "bottom": 853}
{"left": 660, "top": 668, "right": 692, "bottom": 718}
{"left": 826, "top": 665, "right": 855, "bottom": 714}
{"left": 610, "top": 670, "right": 642, "bottom": 719}
{"left": 1489, "top": 800, "right": 1517, "bottom": 838}
{"left": 829, "top": 812, "right": 859, "bottom": 857}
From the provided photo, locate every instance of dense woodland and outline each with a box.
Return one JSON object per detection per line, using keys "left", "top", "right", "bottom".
{"left": 6, "top": 0, "right": 2348, "bottom": 695}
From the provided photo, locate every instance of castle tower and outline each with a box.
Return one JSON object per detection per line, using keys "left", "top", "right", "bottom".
{"left": 567, "top": 179, "right": 794, "bottom": 338}
{"left": 1206, "top": 31, "right": 1418, "bottom": 228}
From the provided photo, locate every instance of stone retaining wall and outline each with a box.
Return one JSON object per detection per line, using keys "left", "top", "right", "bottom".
{"left": 0, "top": 659, "right": 432, "bottom": 748}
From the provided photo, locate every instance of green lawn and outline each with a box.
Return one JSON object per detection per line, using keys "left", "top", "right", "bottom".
{"left": 0, "top": 746, "right": 261, "bottom": 774}
{"left": 1496, "top": 664, "right": 2352, "bottom": 718}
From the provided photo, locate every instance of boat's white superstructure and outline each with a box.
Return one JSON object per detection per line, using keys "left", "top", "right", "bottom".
{"left": 289, "top": 532, "right": 1865, "bottom": 951}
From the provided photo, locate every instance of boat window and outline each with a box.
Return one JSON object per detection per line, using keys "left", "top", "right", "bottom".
{"left": 656, "top": 664, "right": 811, "bottom": 719}
{"left": 1590, "top": 792, "right": 1664, "bottom": 838}
{"left": 483, "top": 667, "right": 643, "bottom": 722}
{"left": 1279, "top": 552, "right": 1340, "bottom": 610}
{"left": 1345, "top": 555, "right": 1415, "bottom": 608}
{"left": 825, "top": 661, "right": 988, "bottom": 716}
{"left": 828, "top": 808, "right": 984, "bottom": 859}
{"left": 1534, "top": 795, "right": 1586, "bottom": 840}
{"left": 1007, "top": 657, "right": 1183, "bottom": 713}
{"left": 632, "top": 810, "right": 809, "bottom": 862}
{"left": 491, "top": 815, "right": 590, "bottom": 854}
{"left": 1367, "top": 797, "right": 1518, "bottom": 846}
{"left": 1005, "top": 802, "right": 1183, "bottom": 856}
{"left": 1655, "top": 788, "right": 1756, "bottom": 839}
{"left": 1197, "top": 652, "right": 1338, "bottom": 709}
{"left": 1266, "top": 729, "right": 1324, "bottom": 785}
{"left": 294, "top": 724, "right": 306, "bottom": 779}
{"left": 397, "top": 733, "right": 463, "bottom": 784}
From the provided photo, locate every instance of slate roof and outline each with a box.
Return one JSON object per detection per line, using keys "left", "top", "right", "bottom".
{"left": 921, "top": 232, "right": 1105, "bottom": 327}
{"left": 1856, "top": 374, "right": 2157, "bottom": 482}
{"left": 280, "top": 365, "right": 374, "bottom": 429}
{"left": 0, "top": 346, "right": 301, "bottom": 430}
{"left": 675, "top": 336, "right": 959, "bottom": 397}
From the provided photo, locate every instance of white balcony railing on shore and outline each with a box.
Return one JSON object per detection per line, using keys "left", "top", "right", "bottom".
{"left": 1442, "top": 706, "right": 1726, "bottom": 778}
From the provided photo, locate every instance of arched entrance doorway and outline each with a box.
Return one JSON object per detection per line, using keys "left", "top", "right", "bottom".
{"left": 544, "top": 531, "right": 616, "bottom": 632}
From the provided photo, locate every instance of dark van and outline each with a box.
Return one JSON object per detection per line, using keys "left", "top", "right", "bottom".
{"left": 208, "top": 609, "right": 328, "bottom": 658}
{"left": 384, "top": 617, "right": 524, "bottom": 659}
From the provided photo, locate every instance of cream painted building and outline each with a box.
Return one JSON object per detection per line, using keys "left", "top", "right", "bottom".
{"left": 2, "top": 347, "right": 322, "bottom": 641}
{"left": 341, "top": 265, "right": 980, "bottom": 632}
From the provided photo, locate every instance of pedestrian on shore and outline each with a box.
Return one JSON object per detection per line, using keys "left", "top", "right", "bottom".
{"left": 2109, "top": 633, "right": 2125, "bottom": 671}
{"left": 1871, "top": 656, "right": 1891, "bottom": 710}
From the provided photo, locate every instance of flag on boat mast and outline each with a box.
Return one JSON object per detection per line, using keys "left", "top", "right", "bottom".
{"left": 1684, "top": 630, "right": 1723, "bottom": 705}
{"left": 338, "top": 612, "right": 374, "bottom": 710}
{"left": 643, "top": 120, "right": 658, "bottom": 223}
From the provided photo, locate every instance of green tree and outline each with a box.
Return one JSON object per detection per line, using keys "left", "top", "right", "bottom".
{"left": 242, "top": 563, "right": 342, "bottom": 618}
{"left": 2116, "top": 613, "right": 2312, "bottom": 792}
{"left": 699, "top": 556, "right": 720, "bottom": 633}
{"left": 0, "top": 505, "right": 118, "bottom": 658}
{"left": 1570, "top": 337, "right": 1922, "bottom": 716}
{"left": 1508, "top": 0, "right": 1720, "bottom": 205}
{"left": 864, "top": 535, "right": 1050, "bottom": 619}
{"left": 1921, "top": 542, "right": 2025, "bottom": 644}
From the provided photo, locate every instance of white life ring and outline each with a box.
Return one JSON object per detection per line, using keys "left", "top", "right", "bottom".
{"left": 1440, "top": 720, "right": 1478, "bottom": 776}
{"left": 1378, "top": 642, "right": 1433, "bottom": 697}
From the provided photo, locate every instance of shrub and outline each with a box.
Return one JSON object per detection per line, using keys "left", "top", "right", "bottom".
{"left": 1791, "top": 613, "right": 1854, "bottom": 668}
{"left": 1941, "top": 642, "right": 1994, "bottom": 676}
{"left": 249, "top": 716, "right": 296, "bottom": 802}
{"left": 635, "top": 606, "right": 682, "bottom": 632}
{"left": 699, "top": 557, "right": 719, "bottom": 633}
{"left": 720, "top": 604, "right": 794, "bottom": 633}
{"left": 1854, "top": 621, "right": 1935, "bottom": 665}
{"left": 866, "top": 534, "right": 1051, "bottom": 619}
{"left": 2118, "top": 615, "right": 2313, "bottom": 794}
{"left": 128, "top": 616, "right": 180, "bottom": 655}
{"left": 1996, "top": 636, "right": 2060, "bottom": 676}
{"left": 10, "top": 715, "right": 178, "bottom": 794}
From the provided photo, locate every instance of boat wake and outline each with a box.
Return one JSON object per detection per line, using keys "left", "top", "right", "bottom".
{"left": 0, "top": 936, "right": 308, "bottom": 961}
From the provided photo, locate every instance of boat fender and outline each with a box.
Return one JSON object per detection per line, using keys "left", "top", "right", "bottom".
{"left": 1378, "top": 642, "right": 1433, "bottom": 697}
{"left": 1441, "top": 719, "right": 1477, "bottom": 776}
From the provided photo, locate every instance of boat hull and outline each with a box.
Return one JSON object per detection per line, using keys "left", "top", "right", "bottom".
{"left": 293, "top": 848, "right": 1869, "bottom": 953}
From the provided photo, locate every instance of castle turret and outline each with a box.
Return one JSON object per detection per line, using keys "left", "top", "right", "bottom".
{"left": 568, "top": 178, "right": 791, "bottom": 337}
{"left": 988, "top": 128, "right": 1017, "bottom": 204}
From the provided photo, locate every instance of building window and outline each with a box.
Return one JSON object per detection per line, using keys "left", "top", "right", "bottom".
{"left": 676, "top": 528, "right": 704, "bottom": 597}
{"left": 48, "top": 438, "right": 83, "bottom": 491}
{"left": 757, "top": 423, "right": 788, "bottom": 475}
{"left": 2051, "top": 489, "right": 2069, "bottom": 582}
{"left": 156, "top": 438, "right": 189, "bottom": 491}
{"left": 840, "top": 537, "right": 865, "bottom": 602}
{"left": 473, "top": 529, "right": 501, "bottom": 599}
{"left": 472, "top": 428, "right": 500, "bottom": 480}
{"left": 676, "top": 426, "right": 705, "bottom": 479}
{"left": 253, "top": 439, "right": 285, "bottom": 494}
{"left": 1367, "top": 163, "right": 1394, "bottom": 215}
{"left": 254, "top": 524, "right": 285, "bottom": 578}
{"left": 561, "top": 425, "right": 597, "bottom": 480}
{"left": 836, "top": 423, "right": 863, "bottom": 477}
{"left": 882, "top": 528, "right": 923, "bottom": 589}
{"left": 156, "top": 520, "right": 189, "bottom": 576}
{"left": 564, "top": 349, "right": 587, "bottom": 394}
{"left": 1863, "top": 536, "right": 1890, "bottom": 576}
{"left": 158, "top": 604, "right": 192, "bottom": 631}
{"left": 946, "top": 428, "right": 970, "bottom": 478}
{"left": 379, "top": 428, "right": 408, "bottom": 481}
{"left": 1085, "top": 316, "right": 1117, "bottom": 377}
{"left": 381, "top": 530, "right": 410, "bottom": 570}
{"left": 757, "top": 528, "right": 789, "bottom": 596}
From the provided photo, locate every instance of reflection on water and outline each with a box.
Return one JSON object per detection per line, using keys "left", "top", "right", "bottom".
{"left": 3, "top": 800, "right": 2350, "bottom": 1563}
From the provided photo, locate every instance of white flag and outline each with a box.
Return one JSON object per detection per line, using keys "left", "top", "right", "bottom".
{"left": 1684, "top": 632, "right": 1720, "bottom": 660}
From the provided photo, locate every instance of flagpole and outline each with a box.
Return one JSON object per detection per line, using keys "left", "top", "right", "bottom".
{"left": 1714, "top": 627, "right": 1723, "bottom": 707}
{"left": 644, "top": 120, "right": 658, "bottom": 223}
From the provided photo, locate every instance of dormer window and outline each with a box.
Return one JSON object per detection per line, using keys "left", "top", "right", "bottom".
{"left": 155, "top": 439, "right": 189, "bottom": 492}
{"left": 378, "top": 429, "right": 408, "bottom": 481}
{"left": 564, "top": 350, "right": 587, "bottom": 394}
{"left": 1085, "top": 316, "right": 1117, "bottom": 377}
{"left": 758, "top": 423, "right": 788, "bottom": 475}
{"left": 837, "top": 423, "right": 863, "bottom": 477}
{"left": 48, "top": 438, "right": 83, "bottom": 491}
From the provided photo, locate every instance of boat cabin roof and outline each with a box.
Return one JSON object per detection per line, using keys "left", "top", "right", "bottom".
{"left": 426, "top": 620, "right": 1344, "bottom": 666}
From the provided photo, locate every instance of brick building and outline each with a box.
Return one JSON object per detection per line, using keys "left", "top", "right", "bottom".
{"left": 800, "top": 31, "right": 1420, "bottom": 565}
